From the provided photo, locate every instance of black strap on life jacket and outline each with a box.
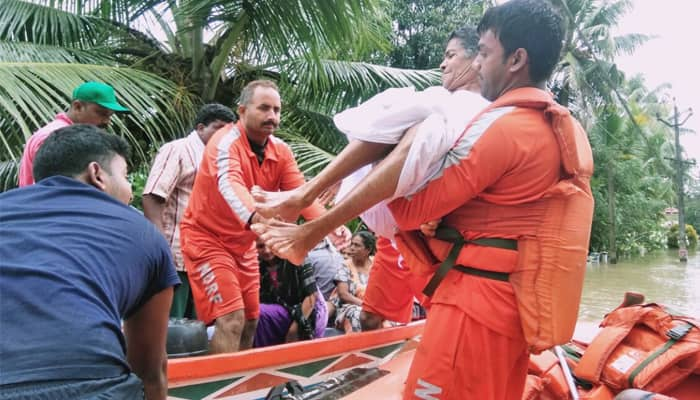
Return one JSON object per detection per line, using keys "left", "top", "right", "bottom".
{"left": 422, "top": 226, "right": 517, "bottom": 297}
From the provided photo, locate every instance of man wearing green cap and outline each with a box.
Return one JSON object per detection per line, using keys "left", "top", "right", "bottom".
{"left": 18, "top": 81, "right": 130, "bottom": 187}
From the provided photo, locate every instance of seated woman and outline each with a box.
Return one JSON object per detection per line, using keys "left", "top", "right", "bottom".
{"left": 254, "top": 240, "right": 328, "bottom": 347}
{"left": 331, "top": 231, "right": 376, "bottom": 333}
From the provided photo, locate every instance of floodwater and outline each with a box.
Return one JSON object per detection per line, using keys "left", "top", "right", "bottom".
{"left": 578, "top": 250, "right": 700, "bottom": 322}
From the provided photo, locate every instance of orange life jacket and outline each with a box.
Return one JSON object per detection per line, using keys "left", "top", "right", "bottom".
{"left": 395, "top": 88, "right": 594, "bottom": 353}
{"left": 522, "top": 347, "right": 680, "bottom": 400}
{"left": 574, "top": 295, "right": 700, "bottom": 394}
{"left": 522, "top": 347, "right": 616, "bottom": 400}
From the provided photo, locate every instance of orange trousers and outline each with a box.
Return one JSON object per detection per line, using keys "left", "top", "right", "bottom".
{"left": 403, "top": 303, "right": 529, "bottom": 399}
{"left": 362, "top": 239, "right": 430, "bottom": 323}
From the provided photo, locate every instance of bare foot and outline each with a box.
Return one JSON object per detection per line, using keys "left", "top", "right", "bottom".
{"left": 251, "top": 185, "right": 310, "bottom": 222}
{"left": 252, "top": 219, "right": 319, "bottom": 265}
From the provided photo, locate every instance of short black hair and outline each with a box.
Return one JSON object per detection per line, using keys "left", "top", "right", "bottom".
{"left": 447, "top": 25, "right": 480, "bottom": 58}
{"left": 477, "top": 0, "right": 564, "bottom": 83}
{"left": 193, "top": 103, "right": 236, "bottom": 127}
{"left": 33, "top": 124, "right": 130, "bottom": 181}
{"left": 353, "top": 230, "right": 377, "bottom": 256}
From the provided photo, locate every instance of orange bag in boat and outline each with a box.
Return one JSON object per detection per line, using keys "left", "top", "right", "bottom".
{"left": 524, "top": 350, "right": 572, "bottom": 399}
{"left": 522, "top": 347, "right": 615, "bottom": 400}
{"left": 574, "top": 296, "right": 700, "bottom": 394}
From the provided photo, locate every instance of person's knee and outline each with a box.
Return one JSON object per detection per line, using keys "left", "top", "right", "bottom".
{"left": 360, "top": 310, "right": 383, "bottom": 331}
{"left": 215, "top": 310, "right": 246, "bottom": 337}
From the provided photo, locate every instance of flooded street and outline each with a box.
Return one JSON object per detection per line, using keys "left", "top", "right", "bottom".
{"left": 578, "top": 250, "right": 700, "bottom": 322}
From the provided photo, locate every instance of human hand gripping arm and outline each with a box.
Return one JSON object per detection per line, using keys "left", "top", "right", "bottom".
{"left": 124, "top": 287, "right": 173, "bottom": 400}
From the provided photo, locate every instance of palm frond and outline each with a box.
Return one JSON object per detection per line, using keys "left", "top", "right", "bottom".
{"left": 16, "top": 0, "right": 153, "bottom": 24}
{"left": 282, "top": 58, "right": 440, "bottom": 115}
{"left": 0, "top": 159, "right": 19, "bottom": 192}
{"left": 612, "top": 33, "right": 653, "bottom": 56}
{"left": 283, "top": 105, "right": 348, "bottom": 152}
{"left": 0, "top": 40, "right": 117, "bottom": 64}
{"left": 0, "top": 62, "right": 196, "bottom": 164}
{"left": 191, "top": 0, "right": 389, "bottom": 63}
{"left": 275, "top": 128, "right": 341, "bottom": 177}
{"left": 0, "top": 0, "right": 112, "bottom": 48}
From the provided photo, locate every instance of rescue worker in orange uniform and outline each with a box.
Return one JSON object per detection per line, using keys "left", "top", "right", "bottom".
{"left": 388, "top": 1, "right": 573, "bottom": 398}
{"left": 255, "top": 1, "right": 585, "bottom": 398}
{"left": 360, "top": 236, "right": 429, "bottom": 330}
{"left": 180, "top": 80, "right": 326, "bottom": 354}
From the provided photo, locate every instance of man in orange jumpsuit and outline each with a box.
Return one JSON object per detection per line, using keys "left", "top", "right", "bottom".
{"left": 388, "top": 1, "right": 570, "bottom": 398}
{"left": 255, "top": 0, "right": 575, "bottom": 397}
{"left": 180, "top": 80, "right": 325, "bottom": 354}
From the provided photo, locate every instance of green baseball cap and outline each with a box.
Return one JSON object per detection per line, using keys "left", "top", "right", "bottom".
{"left": 72, "top": 81, "right": 130, "bottom": 112}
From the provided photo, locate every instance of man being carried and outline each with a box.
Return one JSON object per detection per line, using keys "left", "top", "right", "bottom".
{"left": 179, "top": 80, "right": 327, "bottom": 354}
{"left": 340, "top": 26, "right": 484, "bottom": 330}
{"left": 143, "top": 103, "right": 236, "bottom": 319}
{"left": 252, "top": 25, "right": 488, "bottom": 265}
{"left": 1, "top": 125, "right": 179, "bottom": 399}
{"left": 18, "top": 81, "right": 130, "bottom": 186}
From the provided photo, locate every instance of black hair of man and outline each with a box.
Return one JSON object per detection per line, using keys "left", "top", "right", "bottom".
{"left": 238, "top": 80, "right": 279, "bottom": 106}
{"left": 193, "top": 103, "right": 237, "bottom": 127}
{"left": 33, "top": 124, "right": 130, "bottom": 182}
{"left": 477, "top": 0, "right": 565, "bottom": 83}
{"left": 354, "top": 230, "right": 377, "bottom": 256}
{"left": 447, "top": 25, "right": 480, "bottom": 58}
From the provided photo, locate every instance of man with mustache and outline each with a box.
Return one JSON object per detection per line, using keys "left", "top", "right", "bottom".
{"left": 18, "top": 81, "right": 130, "bottom": 186}
{"left": 179, "top": 80, "right": 326, "bottom": 354}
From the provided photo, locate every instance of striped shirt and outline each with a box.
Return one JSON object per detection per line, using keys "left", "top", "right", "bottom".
{"left": 143, "top": 131, "right": 205, "bottom": 271}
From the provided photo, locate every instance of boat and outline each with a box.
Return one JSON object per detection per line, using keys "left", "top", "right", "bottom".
{"left": 166, "top": 298, "right": 700, "bottom": 400}
{"left": 167, "top": 321, "right": 424, "bottom": 399}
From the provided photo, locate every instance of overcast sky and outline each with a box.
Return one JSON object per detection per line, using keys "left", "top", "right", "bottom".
{"left": 614, "top": 0, "right": 699, "bottom": 178}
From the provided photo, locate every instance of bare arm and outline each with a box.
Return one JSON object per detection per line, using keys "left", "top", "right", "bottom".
{"left": 142, "top": 194, "right": 166, "bottom": 233}
{"left": 124, "top": 287, "right": 173, "bottom": 400}
{"left": 336, "top": 282, "right": 362, "bottom": 306}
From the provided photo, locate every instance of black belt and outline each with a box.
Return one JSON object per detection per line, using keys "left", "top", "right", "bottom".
{"left": 422, "top": 227, "right": 516, "bottom": 296}
{"left": 453, "top": 265, "right": 510, "bottom": 282}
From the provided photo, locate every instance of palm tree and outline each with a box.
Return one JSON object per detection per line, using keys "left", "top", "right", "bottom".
{"left": 587, "top": 76, "right": 677, "bottom": 257}
{"left": 550, "top": 0, "right": 650, "bottom": 122}
{"left": 0, "top": 0, "right": 439, "bottom": 191}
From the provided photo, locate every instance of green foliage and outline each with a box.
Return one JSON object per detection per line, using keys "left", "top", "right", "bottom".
{"left": 372, "top": 0, "right": 484, "bottom": 69}
{"left": 0, "top": 0, "right": 439, "bottom": 191}
{"left": 0, "top": 160, "right": 18, "bottom": 192}
{"left": 687, "top": 194, "right": 700, "bottom": 233}
{"left": 129, "top": 163, "right": 149, "bottom": 212}
{"left": 667, "top": 224, "right": 699, "bottom": 250}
